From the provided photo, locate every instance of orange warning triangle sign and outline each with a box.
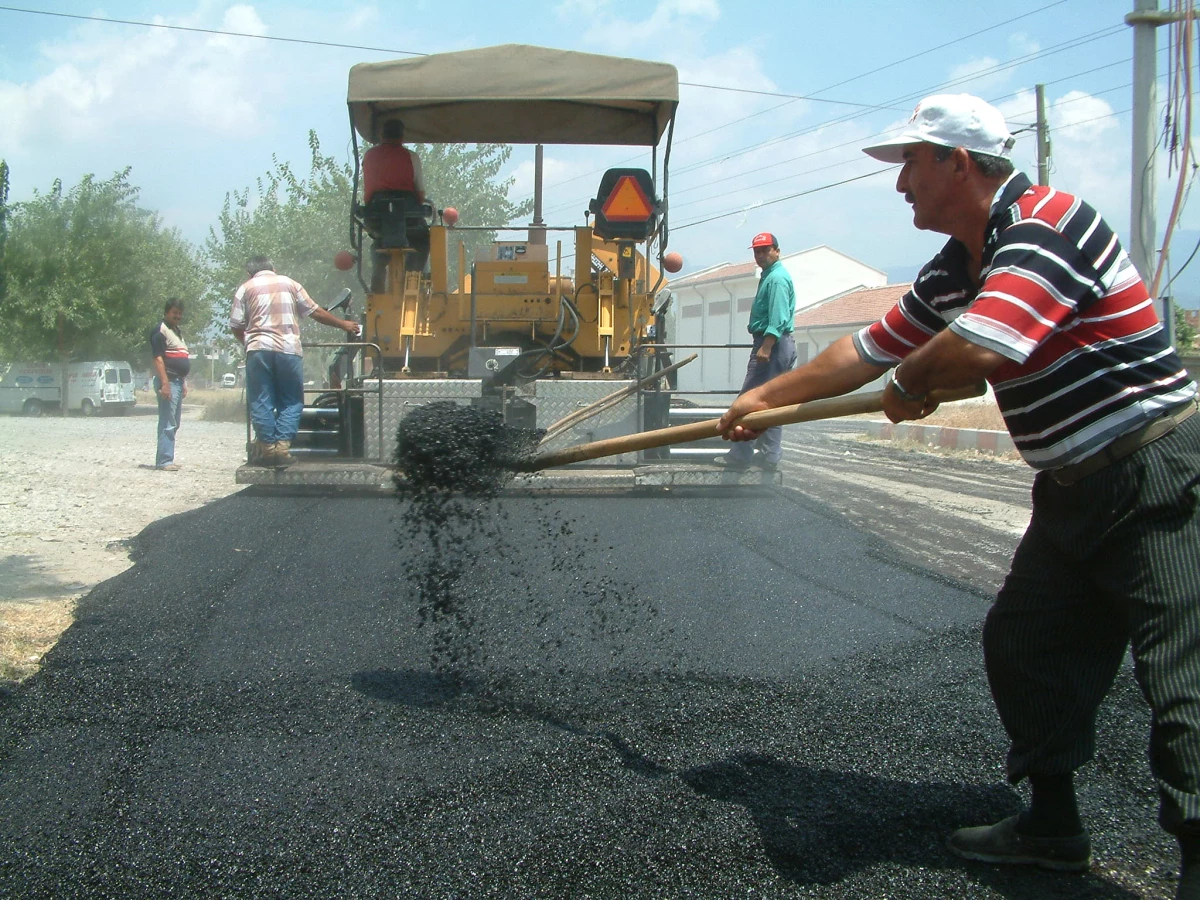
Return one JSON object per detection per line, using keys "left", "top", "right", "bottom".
{"left": 601, "top": 176, "right": 653, "bottom": 222}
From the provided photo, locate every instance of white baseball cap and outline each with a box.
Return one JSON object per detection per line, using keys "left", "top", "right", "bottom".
{"left": 862, "top": 94, "right": 1016, "bottom": 163}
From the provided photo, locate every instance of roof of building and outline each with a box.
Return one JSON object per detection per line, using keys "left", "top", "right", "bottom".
{"left": 668, "top": 245, "right": 883, "bottom": 288}
{"left": 792, "top": 283, "right": 911, "bottom": 328}
{"left": 668, "top": 259, "right": 757, "bottom": 286}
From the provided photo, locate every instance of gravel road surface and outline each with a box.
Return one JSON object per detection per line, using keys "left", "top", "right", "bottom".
{"left": 0, "top": 415, "right": 1180, "bottom": 898}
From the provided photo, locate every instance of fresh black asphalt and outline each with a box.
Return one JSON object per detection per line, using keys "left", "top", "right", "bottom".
{"left": 0, "top": 484, "right": 1179, "bottom": 898}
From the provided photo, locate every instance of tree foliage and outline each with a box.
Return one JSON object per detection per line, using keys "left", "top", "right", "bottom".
{"left": 204, "top": 131, "right": 533, "bottom": 316}
{"left": 412, "top": 140, "right": 533, "bottom": 281}
{"left": 204, "top": 132, "right": 357, "bottom": 322}
{"left": 0, "top": 169, "right": 204, "bottom": 365}
{"left": 1176, "top": 301, "right": 1198, "bottom": 351}
{"left": 0, "top": 160, "right": 9, "bottom": 307}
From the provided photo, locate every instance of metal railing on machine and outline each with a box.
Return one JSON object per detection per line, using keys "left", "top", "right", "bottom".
{"left": 241, "top": 340, "right": 387, "bottom": 465}
{"left": 633, "top": 341, "right": 754, "bottom": 462}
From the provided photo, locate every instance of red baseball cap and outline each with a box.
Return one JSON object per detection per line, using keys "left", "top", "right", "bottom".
{"left": 750, "top": 232, "right": 778, "bottom": 249}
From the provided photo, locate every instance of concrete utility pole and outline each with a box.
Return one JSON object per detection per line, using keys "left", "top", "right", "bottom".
{"left": 1128, "top": 0, "right": 1162, "bottom": 288}
{"left": 1035, "top": 84, "right": 1051, "bottom": 186}
{"left": 530, "top": 143, "right": 547, "bottom": 246}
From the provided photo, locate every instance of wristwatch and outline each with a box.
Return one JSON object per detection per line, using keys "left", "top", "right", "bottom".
{"left": 888, "top": 371, "right": 927, "bottom": 403}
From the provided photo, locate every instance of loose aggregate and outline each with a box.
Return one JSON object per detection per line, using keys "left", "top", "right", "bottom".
{"left": 0, "top": 475, "right": 1178, "bottom": 897}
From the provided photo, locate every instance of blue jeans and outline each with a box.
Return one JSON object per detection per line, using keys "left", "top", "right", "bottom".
{"left": 725, "top": 333, "right": 799, "bottom": 465}
{"left": 154, "top": 376, "right": 184, "bottom": 466}
{"left": 246, "top": 350, "right": 305, "bottom": 443}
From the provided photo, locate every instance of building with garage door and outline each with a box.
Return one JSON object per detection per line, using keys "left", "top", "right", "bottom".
{"left": 664, "top": 246, "right": 887, "bottom": 400}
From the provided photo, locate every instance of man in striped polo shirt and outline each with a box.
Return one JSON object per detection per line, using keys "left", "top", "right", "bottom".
{"left": 230, "top": 256, "right": 361, "bottom": 467}
{"left": 148, "top": 298, "right": 189, "bottom": 470}
{"left": 718, "top": 94, "right": 1200, "bottom": 894}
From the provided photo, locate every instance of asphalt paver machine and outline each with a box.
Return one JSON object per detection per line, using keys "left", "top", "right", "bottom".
{"left": 313, "top": 44, "right": 683, "bottom": 473}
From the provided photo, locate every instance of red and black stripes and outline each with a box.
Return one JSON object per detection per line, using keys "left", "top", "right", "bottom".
{"left": 855, "top": 173, "right": 1196, "bottom": 469}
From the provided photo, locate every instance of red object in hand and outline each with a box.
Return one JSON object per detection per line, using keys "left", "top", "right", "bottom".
{"left": 662, "top": 252, "right": 684, "bottom": 273}
{"left": 334, "top": 250, "right": 356, "bottom": 271}
{"left": 442, "top": 207, "right": 459, "bottom": 227}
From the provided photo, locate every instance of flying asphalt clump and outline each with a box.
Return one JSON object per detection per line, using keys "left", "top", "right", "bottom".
{"left": 393, "top": 402, "right": 543, "bottom": 497}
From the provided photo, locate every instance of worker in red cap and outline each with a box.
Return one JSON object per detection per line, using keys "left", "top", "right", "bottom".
{"left": 713, "top": 231, "right": 797, "bottom": 471}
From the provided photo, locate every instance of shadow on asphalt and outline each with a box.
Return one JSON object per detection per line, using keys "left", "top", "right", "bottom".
{"left": 351, "top": 668, "right": 1147, "bottom": 899}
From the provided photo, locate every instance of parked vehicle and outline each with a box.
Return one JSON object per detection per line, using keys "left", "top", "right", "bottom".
{"left": 222, "top": 373, "right": 237, "bottom": 388}
{"left": 0, "top": 361, "right": 137, "bottom": 416}
{"left": 0, "top": 363, "right": 60, "bottom": 416}
{"left": 67, "top": 361, "right": 136, "bottom": 415}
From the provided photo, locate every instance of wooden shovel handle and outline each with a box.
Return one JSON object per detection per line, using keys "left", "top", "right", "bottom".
{"left": 523, "top": 383, "right": 987, "bottom": 471}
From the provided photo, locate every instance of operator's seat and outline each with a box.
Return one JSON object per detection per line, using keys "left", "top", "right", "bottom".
{"left": 358, "top": 190, "right": 432, "bottom": 251}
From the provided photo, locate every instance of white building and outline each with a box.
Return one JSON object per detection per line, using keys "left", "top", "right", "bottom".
{"left": 791, "top": 283, "right": 912, "bottom": 394}
{"left": 665, "top": 246, "right": 887, "bottom": 399}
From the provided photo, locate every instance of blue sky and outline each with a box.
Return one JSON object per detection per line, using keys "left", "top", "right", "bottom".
{"left": 3, "top": 0, "right": 1198, "bottom": 305}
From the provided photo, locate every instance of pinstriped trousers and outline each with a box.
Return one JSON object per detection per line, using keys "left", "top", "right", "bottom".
{"left": 984, "top": 407, "right": 1200, "bottom": 834}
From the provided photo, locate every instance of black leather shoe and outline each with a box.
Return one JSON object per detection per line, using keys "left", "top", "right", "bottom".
{"left": 947, "top": 815, "right": 1090, "bottom": 872}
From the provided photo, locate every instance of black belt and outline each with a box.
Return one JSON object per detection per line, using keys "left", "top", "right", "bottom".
{"left": 1049, "top": 396, "right": 1199, "bottom": 486}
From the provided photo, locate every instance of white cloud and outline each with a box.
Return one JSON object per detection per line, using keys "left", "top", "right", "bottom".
{"left": 574, "top": 0, "right": 719, "bottom": 50}
{"left": 1008, "top": 32, "right": 1040, "bottom": 58}
{"left": 944, "top": 56, "right": 1010, "bottom": 95}
{"left": 0, "top": 5, "right": 276, "bottom": 161}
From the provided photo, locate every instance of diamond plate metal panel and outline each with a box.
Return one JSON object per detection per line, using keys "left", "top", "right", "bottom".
{"left": 365, "top": 379, "right": 482, "bottom": 459}
{"left": 532, "top": 380, "right": 640, "bottom": 465}
{"left": 365, "top": 378, "right": 644, "bottom": 466}
{"left": 235, "top": 463, "right": 392, "bottom": 489}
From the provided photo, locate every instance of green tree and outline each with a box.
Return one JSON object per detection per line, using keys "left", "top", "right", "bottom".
{"left": 413, "top": 140, "right": 533, "bottom": 283}
{"left": 205, "top": 132, "right": 532, "bottom": 301}
{"left": 0, "top": 169, "right": 205, "bottom": 366}
{"left": 0, "top": 160, "right": 9, "bottom": 307}
{"left": 1176, "top": 301, "right": 1198, "bottom": 351}
{"left": 204, "top": 130, "right": 530, "bottom": 380}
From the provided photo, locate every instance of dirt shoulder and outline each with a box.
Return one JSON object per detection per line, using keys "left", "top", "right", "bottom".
{"left": 0, "top": 406, "right": 246, "bottom": 682}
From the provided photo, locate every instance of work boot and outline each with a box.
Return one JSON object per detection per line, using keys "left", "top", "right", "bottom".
{"left": 272, "top": 441, "right": 297, "bottom": 469}
{"left": 947, "top": 815, "right": 1091, "bottom": 872}
{"left": 250, "top": 440, "right": 275, "bottom": 467}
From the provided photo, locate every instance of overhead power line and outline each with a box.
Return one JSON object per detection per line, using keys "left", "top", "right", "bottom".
{"left": 670, "top": 106, "right": 1135, "bottom": 232}
{"left": 534, "top": 22, "right": 1130, "bottom": 219}
{"left": 513, "top": 0, "right": 1082, "bottom": 204}
{"left": 0, "top": 4, "right": 425, "bottom": 56}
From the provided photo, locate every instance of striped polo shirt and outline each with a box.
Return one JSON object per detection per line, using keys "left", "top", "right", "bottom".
{"left": 855, "top": 172, "right": 1197, "bottom": 470}
{"left": 148, "top": 321, "right": 190, "bottom": 379}
{"left": 230, "top": 270, "right": 319, "bottom": 356}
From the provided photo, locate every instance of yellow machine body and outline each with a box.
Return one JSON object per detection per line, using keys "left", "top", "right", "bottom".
{"left": 363, "top": 223, "right": 663, "bottom": 375}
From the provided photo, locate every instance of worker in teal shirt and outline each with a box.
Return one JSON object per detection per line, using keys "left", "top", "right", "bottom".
{"left": 715, "top": 232, "right": 798, "bottom": 471}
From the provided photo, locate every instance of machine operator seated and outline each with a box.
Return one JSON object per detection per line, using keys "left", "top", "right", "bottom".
{"left": 362, "top": 118, "right": 431, "bottom": 293}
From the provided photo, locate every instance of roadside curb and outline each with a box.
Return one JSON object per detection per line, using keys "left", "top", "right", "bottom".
{"left": 860, "top": 419, "right": 1016, "bottom": 456}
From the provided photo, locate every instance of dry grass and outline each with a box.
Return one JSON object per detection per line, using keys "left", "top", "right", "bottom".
{"left": 136, "top": 387, "right": 247, "bottom": 422}
{"left": 918, "top": 400, "right": 1007, "bottom": 431}
{"left": 0, "top": 600, "right": 76, "bottom": 685}
{"left": 845, "top": 398, "right": 1007, "bottom": 431}
{"left": 197, "top": 391, "right": 248, "bottom": 423}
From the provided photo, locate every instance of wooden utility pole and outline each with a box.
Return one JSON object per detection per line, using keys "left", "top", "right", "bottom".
{"left": 1035, "top": 84, "right": 1051, "bottom": 186}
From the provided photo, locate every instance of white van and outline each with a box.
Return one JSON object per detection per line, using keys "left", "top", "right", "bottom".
{"left": 221, "top": 372, "right": 237, "bottom": 388}
{"left": 0, "top": 361, "right": 137, "bottom": 416}
{"left": 67, "top": 361, "right": 136, "bottom": 415}
{"left": 0, "top": 363, "right": 60, "bottom": 416}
